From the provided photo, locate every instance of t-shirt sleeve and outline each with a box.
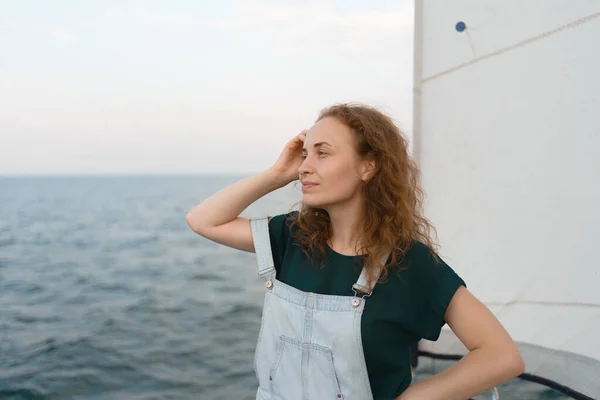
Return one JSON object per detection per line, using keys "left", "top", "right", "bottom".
{"left": 411, "top": 242, "right": 466, "bottom": 341}
{"left": 267, "top": 211, "right": 296, "bottom": 276}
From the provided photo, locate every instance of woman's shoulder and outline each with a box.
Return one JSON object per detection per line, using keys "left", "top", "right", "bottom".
{"left": 268, "top": 210, "right": 300, "bottom": 246}
{"left": 394, "top": 241, "right": 465, "bottom": 286}
{"left": 266, "top": 211, "right": 300, "bottom": 274}
{"left": 268, "top": 210, "right": 299, "bottom": 234}
{"left": 396, "top": 241, "right": 439, "bottom": 270}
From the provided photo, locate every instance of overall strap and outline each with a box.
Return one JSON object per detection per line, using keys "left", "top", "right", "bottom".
{"left": 250, "top": 217, "right": 276, "bottom": 280}
{"left": 352, "top": 251, "right": 391, "bottom": 296}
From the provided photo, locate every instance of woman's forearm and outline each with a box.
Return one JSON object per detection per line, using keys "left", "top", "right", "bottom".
{"left": 398, "top": 347, "right": 524, "bottom": 400}
{"left": 186, "top": 168, "right": 287, "bottom": 232}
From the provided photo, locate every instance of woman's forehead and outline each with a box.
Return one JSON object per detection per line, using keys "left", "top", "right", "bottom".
{"left": 306, "top": 117, "right": 353, "bottom": 146}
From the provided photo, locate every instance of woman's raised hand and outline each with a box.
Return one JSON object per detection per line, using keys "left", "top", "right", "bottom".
{"left": 270, "top": 130, "right": 307, "bottom": 185}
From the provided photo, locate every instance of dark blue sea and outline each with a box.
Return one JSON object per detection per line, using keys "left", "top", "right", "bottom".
{"left": 0, "top": 176, "right": 570, "bottom": 399}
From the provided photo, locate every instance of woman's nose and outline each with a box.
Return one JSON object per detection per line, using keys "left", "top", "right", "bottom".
{"left": 298, "top": 156, "right": 314, "bottom": 175}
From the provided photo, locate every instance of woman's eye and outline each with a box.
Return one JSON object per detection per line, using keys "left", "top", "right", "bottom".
{"left": 301, "top": 152, "right": 326, "bottom": 159}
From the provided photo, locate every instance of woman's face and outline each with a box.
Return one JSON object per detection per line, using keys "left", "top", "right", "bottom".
{"left": 299, "top": 117, "right": 372, "bottom": 209}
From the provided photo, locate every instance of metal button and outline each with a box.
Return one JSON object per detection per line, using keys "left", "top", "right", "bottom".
{"left": 265, "top": 280, "right": 273, "bottom": 289}
{"left": 269, "top": 375, "right": 272, "bottom": 381}
{"left": 337, "top": 394, "right": 342, "bottom": 398}
{"left": 351, "top": 298, "right": 360, "bottom": 308}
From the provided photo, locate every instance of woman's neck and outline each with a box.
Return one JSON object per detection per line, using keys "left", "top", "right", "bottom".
{"left": 324, "top": 197, "right": 366, "bottom": 256}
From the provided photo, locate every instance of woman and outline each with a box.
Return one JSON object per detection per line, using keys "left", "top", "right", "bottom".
{"left": 186, "top": 103, "right": 524, "bottom": 399}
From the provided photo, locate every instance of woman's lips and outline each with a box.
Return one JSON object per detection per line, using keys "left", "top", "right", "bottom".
{"left": 302, "top": 183, "right": 318, "bottom": 191}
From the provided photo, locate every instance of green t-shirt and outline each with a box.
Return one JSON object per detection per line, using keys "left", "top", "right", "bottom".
{"left": 268, "top": 212, "right": 466, "bottom": 399}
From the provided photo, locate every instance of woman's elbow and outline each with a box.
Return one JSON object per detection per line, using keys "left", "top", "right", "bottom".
{"left": 186, "top": 212, "right": 204, "bottom": 234}
{"left": 505, "top": 348, "right": 526, "bottom": 378}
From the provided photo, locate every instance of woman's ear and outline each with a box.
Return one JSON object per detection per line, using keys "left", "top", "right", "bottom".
{"left": 361, "top": 159, "right": 377, "bottom": 182}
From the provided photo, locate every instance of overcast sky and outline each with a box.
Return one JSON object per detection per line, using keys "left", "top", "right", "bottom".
{"left": 0, "top": 0, "right": 415, "bottom": 175}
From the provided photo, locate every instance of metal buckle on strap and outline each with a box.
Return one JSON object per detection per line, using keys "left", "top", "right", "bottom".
{"left": 351, "top": 252, "right": 389, "bottom": 298}
{"left": 351, "top": 284, "right": 373, "bottom": 298}
{"left": 350, "top": 286, "right": 372, "bottom": 308}
{"left": 350, "top": 251, "right": 390, "bottom": 307}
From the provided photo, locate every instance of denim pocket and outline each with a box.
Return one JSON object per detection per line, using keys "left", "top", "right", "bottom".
{"left": 269, "top": 335, "right": 344, "bottom": 400}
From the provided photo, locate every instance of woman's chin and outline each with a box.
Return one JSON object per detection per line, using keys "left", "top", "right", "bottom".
{"left": 301, "top": 195, "right": 319, "bottom": 207}
{"left": 302, "top": 196, "right": 330, "bottom": 209}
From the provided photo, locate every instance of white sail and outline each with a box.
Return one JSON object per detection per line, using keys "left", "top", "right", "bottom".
{"left": 413, "top": 1, "right": 600, "bottom": 398}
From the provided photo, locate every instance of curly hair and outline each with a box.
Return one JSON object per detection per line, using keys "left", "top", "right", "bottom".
{"left": 288, "top": 103, "right": 440, "bottom": 288}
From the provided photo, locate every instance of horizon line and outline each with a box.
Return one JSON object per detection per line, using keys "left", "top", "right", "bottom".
{"left": 0, "top": 172, "right": 263, "bottom": 178}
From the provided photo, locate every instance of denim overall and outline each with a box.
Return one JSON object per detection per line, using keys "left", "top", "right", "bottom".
{"left": 250, "top": 217, "right": 389, "bottom": 400}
